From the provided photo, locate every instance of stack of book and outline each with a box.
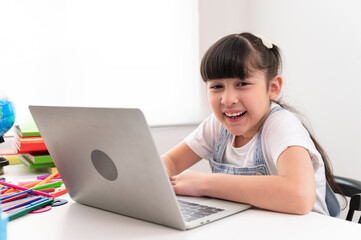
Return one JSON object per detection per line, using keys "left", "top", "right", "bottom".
{"left": 12, "top": 120, "right": 55, "bottom": 169}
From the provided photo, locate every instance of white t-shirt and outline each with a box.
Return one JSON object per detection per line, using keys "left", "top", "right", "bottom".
{"left": 184, "top": 104, "right": 329, "bottom": 215}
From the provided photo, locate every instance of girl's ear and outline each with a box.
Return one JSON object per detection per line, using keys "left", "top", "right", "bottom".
{"left": 268, "top": 75, "right": 283, "bottom": 100}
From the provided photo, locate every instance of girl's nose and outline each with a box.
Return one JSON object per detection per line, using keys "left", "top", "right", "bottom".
{"left": 221, "top": 88, "right": 239, "bottom": 106}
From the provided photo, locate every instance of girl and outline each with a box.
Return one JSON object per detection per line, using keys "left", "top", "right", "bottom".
{"left": 162, "top": 32, "right": 341, "bottom": 216}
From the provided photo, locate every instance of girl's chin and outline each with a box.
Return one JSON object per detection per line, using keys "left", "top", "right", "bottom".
{"left": 224, "top": 126, "right": 244, "bottom": 136}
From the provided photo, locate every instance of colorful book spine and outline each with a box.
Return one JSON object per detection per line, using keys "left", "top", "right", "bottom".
{"left": 21, "top": 153, "right": 53, "bottom": 164}
{"left": 12, "top": 118, "right": 56, "bottom": 169}
{"left": 17, "top": 155, "right": 55, "bottom": 169}
{"left": 13, "top": 122, "right": 41, "bottom": 137}
{"left": 13, "top": 135, "right": 47, "bottom": 153}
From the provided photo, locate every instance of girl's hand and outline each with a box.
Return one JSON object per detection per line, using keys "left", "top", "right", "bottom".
{"left": 170, "top": 170, "right": 208, "bottom": 197}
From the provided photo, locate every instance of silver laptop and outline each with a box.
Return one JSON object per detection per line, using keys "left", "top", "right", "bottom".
{"left": 29, "top": 106, "right": 251, "bottom": 230}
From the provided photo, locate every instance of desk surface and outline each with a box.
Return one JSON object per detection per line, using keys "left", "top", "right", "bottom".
{"left": 3, "top": 165, "right": 361, "bottom": 240}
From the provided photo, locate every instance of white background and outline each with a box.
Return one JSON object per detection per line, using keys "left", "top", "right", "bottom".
{"left": 0, "top": 0, "right": 360, "bottom": 180}
{"left": 0, "top": 0, "right": 202, "bottom": 126}
{"left": 199, "top": 0, "right": 361, "bottom": 180}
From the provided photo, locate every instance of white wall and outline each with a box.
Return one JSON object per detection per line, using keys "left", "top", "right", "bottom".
{"left": 0, "top": 0, "right": 202, "bottom": 126}
{"left": 151, "top": 125, "right": 211, "bottom": 173}
{"left": 198, "top": 0, "right": 361, "bottom": 180}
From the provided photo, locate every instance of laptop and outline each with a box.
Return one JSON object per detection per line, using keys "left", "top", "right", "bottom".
{"left": 29, "top": 106, "right": 251, "bottom": 230}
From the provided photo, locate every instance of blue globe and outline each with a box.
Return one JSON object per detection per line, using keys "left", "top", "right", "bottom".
{"left": 0, "top": 95, "right": 16, "bottom": 142}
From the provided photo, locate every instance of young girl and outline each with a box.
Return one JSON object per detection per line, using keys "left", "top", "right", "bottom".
{"left": 162, "top": 32, "right": 341, "bottom": 216}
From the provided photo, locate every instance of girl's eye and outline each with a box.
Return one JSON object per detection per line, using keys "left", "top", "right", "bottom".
{"left": 210, "top": 84, "right": 223, "bottom": 89}
{"left": 237, "top": 82, "right": 249, "bottom": 87}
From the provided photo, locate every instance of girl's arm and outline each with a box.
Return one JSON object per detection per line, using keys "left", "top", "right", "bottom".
{"left": 162, "top": 141, "right": 202, "bottom": 177}
{"left": 171, "top": 146, "right": 316, "bottom": 215}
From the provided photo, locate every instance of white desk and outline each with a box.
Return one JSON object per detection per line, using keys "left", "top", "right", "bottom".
{"left": 3, "top": 165, "right": 361, "bottom": 240}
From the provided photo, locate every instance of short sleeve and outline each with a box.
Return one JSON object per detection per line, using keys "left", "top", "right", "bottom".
{"left": 262, "top": 110, "right": 320, "bottom": 169}
{"left": 184, "top": 114, "right": 221, "bottom": 160}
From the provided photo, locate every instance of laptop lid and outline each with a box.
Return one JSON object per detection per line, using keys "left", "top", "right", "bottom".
{"left": 29, "top": 106, "right": 187, "bottom": 229}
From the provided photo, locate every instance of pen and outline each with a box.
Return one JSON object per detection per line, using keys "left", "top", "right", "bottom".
{"left": 0, "top": 181, "right": 53, "bottom": 198}
{"left": 8, "top": 197, "right": 54, "bottom": 221}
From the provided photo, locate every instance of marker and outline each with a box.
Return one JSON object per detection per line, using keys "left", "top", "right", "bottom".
{"left": 52, "top": 188, "right": 67, "bottom": 198}
{"left": 0, "top": 181, "right": 53, "bottom": 198}
{"left": 38, "top": 188, "right": 55, "bottom": 193}
{"left": 32, "top": 181, "right": 63, "bottom": 190}
{"left": 8, "top": 198, "right": 54, "bottom": 221}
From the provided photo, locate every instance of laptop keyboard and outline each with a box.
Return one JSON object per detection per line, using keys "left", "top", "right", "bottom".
{"left": 178, "top": 200, "right": 225, "bottom": 222}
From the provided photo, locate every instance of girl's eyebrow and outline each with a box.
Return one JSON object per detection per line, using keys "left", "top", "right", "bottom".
{"left": 238, "top": 78, "right": 250, "bottom": 82}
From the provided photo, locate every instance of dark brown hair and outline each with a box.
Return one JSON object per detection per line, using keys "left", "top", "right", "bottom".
{"left": 200, "top": 32, "right": 343, "bottom": 195}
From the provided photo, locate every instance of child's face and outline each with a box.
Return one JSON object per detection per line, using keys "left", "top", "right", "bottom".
{"left": 207, "top": 70, "right": 280, "bottom": 147}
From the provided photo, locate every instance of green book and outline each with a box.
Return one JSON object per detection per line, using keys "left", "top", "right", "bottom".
{"left": 13, "top": 119, "right": 41, "bottom": 137}
{"left": 18, "top": 155, "right": 55, "bottom": 169}
{"left": 21, "top": 153, "right": 53, "bottom": 164}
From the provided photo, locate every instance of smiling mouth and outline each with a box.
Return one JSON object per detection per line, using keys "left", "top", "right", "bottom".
{"left": 224, "top": 111, "right": 247, "bottom": 119}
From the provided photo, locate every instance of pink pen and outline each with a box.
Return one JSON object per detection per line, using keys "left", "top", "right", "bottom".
{"left": 0, "top": 181, "right": 53, "bottom": 198}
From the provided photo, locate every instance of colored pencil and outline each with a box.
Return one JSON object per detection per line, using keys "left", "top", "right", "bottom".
{"left": 8, "top": 198, "right": 54, "bottom": 221}
{"left": 4, "top": 182, "right": 38, "bottom": 194}
{"left": 1, "top": 196, "right": 39, "bottom": 208}
{"left": 34, "top": 170, "right": 59, "bottom": 187}
{"left": 0, "top": 181, "right": 53, "bottom": 198}
{"left": 2, "top": 196, "right": 42, "bottom": 212}
{"left": 0, "top": 189, "right": 33, "bottom": 201}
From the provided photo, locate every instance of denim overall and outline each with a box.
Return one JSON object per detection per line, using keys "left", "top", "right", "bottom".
{"left": 209, "top": 107, "right": 341, "bottom": 217}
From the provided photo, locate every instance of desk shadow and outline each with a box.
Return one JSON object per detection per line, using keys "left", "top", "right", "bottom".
{"left": 60, "top": 202, "right": 184, "bottom": 239}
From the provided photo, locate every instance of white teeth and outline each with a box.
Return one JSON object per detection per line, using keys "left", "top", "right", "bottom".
{"left": 225, "top": 111, "right": 244, "bottom": 117}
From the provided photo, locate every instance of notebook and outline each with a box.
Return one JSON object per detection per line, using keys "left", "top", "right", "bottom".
{"left": 29, "top": 106, "right": 251, "bottom": 230}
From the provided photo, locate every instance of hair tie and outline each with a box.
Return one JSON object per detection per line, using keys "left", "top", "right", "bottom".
{"left": 256, "top": 34, "right": 273, "bottom": 49}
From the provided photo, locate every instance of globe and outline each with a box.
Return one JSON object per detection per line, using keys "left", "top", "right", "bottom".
{"left": 0, "top": 95, "right": 16, "bottom": 143}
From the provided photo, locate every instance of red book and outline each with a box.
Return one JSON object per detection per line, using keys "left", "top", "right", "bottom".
{"left": 13, "top": 134, "right": 48, "bottom": 153}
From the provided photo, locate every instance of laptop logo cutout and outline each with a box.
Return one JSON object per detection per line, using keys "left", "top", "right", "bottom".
{"left": 91, "top": 149, "right": 118, "bottom": 181}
